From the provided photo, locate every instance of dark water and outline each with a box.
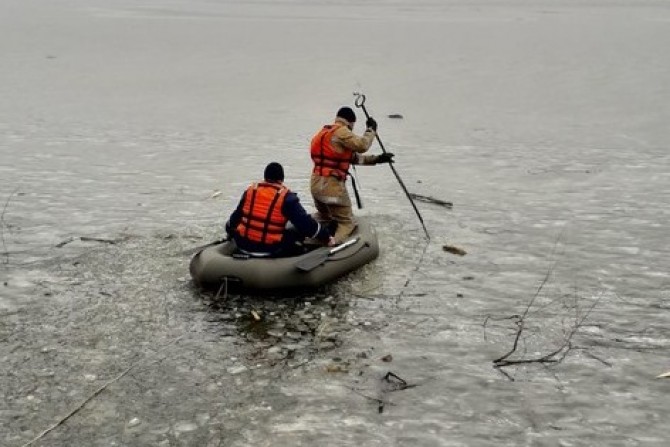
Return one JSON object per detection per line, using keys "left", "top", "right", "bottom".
{"left": 2, "top": 1, "right": 669, "bottom": 446}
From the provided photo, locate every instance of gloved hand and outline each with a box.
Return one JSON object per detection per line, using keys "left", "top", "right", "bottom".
{"left": 366, "top": 117, "right": 378, "bottom": 132}
{"left": 375, "top": 152, "right": 395, "bottom": 164}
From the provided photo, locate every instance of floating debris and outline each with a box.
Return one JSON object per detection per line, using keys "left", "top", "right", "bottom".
{"left": 285, "top": 331, "right": 302, "bottom": 340}
{"left": 409, "top": 192, "right": 454, "bottom": 209}
{"left": 227, "top": 365, "right": 248, "bottom": 375}
{"left": 55, "top": 236, "right": 123, "bottom": 247}
{"left": 55, "top": 237, "right": 76, "bottom": 248}
{"left": 80, "top": 236, "right": 119, "bottom": 244}
{"left": 283, "top": 343, "right": 305, "bottom": 351}
{"left": 443, "top": 244, "right": 467, "bottom": 256}
{"left": 657, "top": 371, "right": 670, "bottom": 379}
{"left": 382, "top": 371, "right": 417, "bottom": 392}
{"left": 409, "top": 193, "right": 453, "bottom": 209}
{"left": 173, "top": 421, "right": 198, "bottom": 433}
{"left": 325, "top": 363, "right": 349, "bottom": 373}
{"left": 251, "top": 310, "right": 261, "bottom": 321}
{"left": 381, "top": 354, "right": 393, "bottom": 363}
{"left": 210, "top": 190, "right": 222, "bottom": 199}
{"left": 387, "top": 114, "right": 403, "bottom": 119}
{"left": 196, "top": 413, "right": 210, "bottom": 426}
{"left": 317, "top": 341, "right": 336, "bottom": 350}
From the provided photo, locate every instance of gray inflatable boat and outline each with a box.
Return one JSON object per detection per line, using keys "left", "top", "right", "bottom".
{"left": 189, "top": 218, "right": 379, "bottom": 290}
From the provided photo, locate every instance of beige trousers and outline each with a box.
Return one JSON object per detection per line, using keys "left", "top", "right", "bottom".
{"left": 310, "top": 173, "right": 357, "bottom": 243}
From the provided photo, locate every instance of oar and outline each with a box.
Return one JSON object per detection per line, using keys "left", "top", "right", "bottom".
{"left": 181, "top": 238, "right": 227, "bottom": 256}
{"left": 353, "top": 92, "right": 430, "bottom": 240}
{"left": 296, "top": 237, "right": 360, "bottom": 272}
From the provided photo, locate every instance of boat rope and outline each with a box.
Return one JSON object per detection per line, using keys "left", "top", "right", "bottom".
{"left": 398, "top": 238, "right": 430, "bottom": 298}
{"left": 214, "top": 276, "right": 230, "bottom": 301}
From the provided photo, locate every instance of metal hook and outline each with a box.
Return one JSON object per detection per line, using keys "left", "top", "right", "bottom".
{"left": 353, "top": 92, "right": 366, "bottom": 108}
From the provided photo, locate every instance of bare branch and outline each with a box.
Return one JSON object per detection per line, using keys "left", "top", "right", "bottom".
{"left": 20, "top": 335, "right": 185, "bottom": 447}
{"left": 1, "top": 187, "right": 19, "bottom": 265}
{"left": 489, "top": 229, "right": 609, "bottom": 371}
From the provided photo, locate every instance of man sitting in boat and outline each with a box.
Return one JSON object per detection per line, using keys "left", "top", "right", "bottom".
{"left": 225, "top": 162, "right": 336, "bottom": 257}
{"left": 310, "top": 106, "right": 394, "bottom": 244}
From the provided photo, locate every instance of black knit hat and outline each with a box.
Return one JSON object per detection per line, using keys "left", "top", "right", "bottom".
{"left": 264, "top": 162, "right": 284, "bottom": 182}
{"left": 336, "top": 106, "right": 356, "bottom": 123}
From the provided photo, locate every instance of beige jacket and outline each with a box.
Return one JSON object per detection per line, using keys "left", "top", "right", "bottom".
{"left": 310, "top": 117, "right": 378, "bottom": 206}
{"left": 329, "top": 117, "right": 378, "bottom": 165}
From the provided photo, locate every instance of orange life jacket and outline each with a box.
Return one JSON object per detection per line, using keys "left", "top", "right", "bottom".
{"left": 310, "top": 124, "right": 352, "bottom": 180}
{"left": 235, "top": 182, "right": 289, "bottom": 245}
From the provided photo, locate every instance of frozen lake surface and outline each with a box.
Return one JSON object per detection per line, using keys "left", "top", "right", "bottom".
{"left": 1, "top": 1, "right": 669, "bottom": 446}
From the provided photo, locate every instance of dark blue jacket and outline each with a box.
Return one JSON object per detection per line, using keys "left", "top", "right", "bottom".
{"left": 226, "top": 186, "right": 330, "bottom": 255}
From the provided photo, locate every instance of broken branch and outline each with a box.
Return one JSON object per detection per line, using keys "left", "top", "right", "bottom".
{"left": 408, "top": 193, "right": 453, "bottom": 209}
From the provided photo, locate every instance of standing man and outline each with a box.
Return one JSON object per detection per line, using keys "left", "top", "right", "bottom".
{"left": 310, "top": 106, "right": 394, "bottom": 243}
{"left": 226, "top": 162, "right": 334, "bottom": 257}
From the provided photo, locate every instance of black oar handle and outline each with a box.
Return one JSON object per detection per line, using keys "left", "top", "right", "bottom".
{"left": 353, "top": 93, "right": 430, "bottom": 240}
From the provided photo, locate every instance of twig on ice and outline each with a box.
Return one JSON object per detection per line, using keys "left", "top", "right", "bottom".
{"left": 20, "top": 335, "right": 185, "bottom": 447}
{"left": 79, "top": 236, "right": 118, "bottom": 244}
{"left": 489, "top": 229, "right": 605, "bottom": 371}
{"left": 1, "top": 188, "right": 19, "bottom": 265}
{"left": 55, "top": 236, "right": 121, "bottom": 248}
{"left": 349, "top": 387, "right": 395, "bottom": 414}
{"left": 408, "top": 193, "right": 453, "bottom": 209}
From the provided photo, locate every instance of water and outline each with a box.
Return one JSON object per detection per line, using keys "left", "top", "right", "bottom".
{"left": 2, "top": 1, "right": 669, "bottom": 446}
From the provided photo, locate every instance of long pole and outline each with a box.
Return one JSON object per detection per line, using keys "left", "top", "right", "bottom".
{"left": 354, "top": 92, "right": 430, "bottom": 240}
{"left": 350, "top": 166, "right": 363, "bottom": 209}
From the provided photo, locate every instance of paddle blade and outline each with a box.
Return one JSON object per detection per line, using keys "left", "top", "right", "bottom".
{"left": 181, "top": 238, "right": 227, "bottom": 256}
{"left": 295, "top": 247, "right": 330, "bottom": 272}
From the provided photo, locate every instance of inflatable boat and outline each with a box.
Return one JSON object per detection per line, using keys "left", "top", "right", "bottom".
{"left": 189, "top": 218, "right": 379, "bottom": 291}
